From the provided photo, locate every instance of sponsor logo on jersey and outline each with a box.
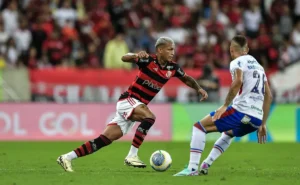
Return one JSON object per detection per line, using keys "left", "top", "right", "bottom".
{"left": 142, "top": 80, "right": 162, "bottom": 90}
{"left": 166, "top": 66, "right": 173, "bottom": 70}
{"left": 251, "top": 105, "right": 263, "bottom": 114}
{"left": 249, "top": 95, "right": 264, "bottom": 102}
{"left": 140, "top": 58, "right": 149, "bottom": 63}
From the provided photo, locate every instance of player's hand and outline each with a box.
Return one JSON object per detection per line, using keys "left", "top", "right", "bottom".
{"left": 257, "top": 125, "right": 267, "bottom": 144}
{"left": 137, "top": 51, "right": 149, "bottom": 59}
{"left": 212, "top": 105, "right": 227, "bottom": 122}
{"left": 198, "top": 88, "right": 208, "bottom": 101}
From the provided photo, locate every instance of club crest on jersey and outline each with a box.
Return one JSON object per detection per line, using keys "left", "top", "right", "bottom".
{"left": 166, "top": 71, "right": 172, "bottom": 78}
{"left": 241, "top": 115, "right": 251, "bottom": 124}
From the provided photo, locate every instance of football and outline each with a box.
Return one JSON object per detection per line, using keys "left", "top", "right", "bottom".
{"left": 149, "top": 150, "right": 172, "bottom": 172}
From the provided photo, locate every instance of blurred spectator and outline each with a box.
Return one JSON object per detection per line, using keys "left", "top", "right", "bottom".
{"left": 292, "top": 21, "right": 300, "bottom": 46}
{"left": 2, "top": 38, "right": 19, "bottom": 66}
{"left": 243, "top": 1, "right": 262, "bottom": 38}
{"left": 279, "top": 4, "right": 293, "bottom": 40}
{"left": 0, "top": 52, "right": 6, "bottom": 69}
{"left": 42, "top": 31, "right": 64, "bottom": 66}
{"left": 2, "top": 1, "right": 19, "bottom": 35}
{"left": 189, "top": 65, "right": 220, "bottom": 102}
{"left": 104, "top": 33, "right": 131, "bottom": 69}
{"left": 86, "top": 43, "right": 100, "bottom": 68}
{"left": 27, "top": 47, "right": 37, "bottom": 68}
{"left": 0, "top": 0, "right": 297, "bottom": 70}
{"left": 14, "top": 19, "right": 32, "bottom": 55}
{"left": 53, "top": 0, "right": 77, "bottom": 28}
{"left": 31, "top": 18, "right": 48, "bottom": 59}
{"left": 0, "top": 22, "right": 9, "bottom": 45}
{"left": 279, "top": 38, "right": 300, "bottom": 69}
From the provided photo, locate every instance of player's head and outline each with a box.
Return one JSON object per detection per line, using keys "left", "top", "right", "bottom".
{"left": 155, "top": 37, "right": 175, "bottom": 62}
{"left": 230, "top": 35, "right": 249, "bottom": 60}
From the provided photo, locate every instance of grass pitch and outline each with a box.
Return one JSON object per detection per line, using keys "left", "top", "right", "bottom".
{"left": 0, "top": 141, "right": 299, "bottom": 185}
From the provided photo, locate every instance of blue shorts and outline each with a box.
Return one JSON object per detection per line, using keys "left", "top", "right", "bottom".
{"left": 210, "top": 106, "right": 262, "bottom": 137}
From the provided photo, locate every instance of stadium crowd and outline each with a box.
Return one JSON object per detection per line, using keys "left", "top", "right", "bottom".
{"left": 0, "top": 0, "right": 299, "bottom": 70}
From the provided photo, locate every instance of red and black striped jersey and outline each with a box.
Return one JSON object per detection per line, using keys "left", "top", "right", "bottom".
{"left": 119, "top": 54, "right": 186, "bottom": 104}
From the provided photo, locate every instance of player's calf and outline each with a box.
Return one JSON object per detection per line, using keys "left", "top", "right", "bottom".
{"left": 125, "top": 117, "right": 155, "bottom": 168}
{"left": 57, "top": 134, "right": 113, "bottom": 172}
{"left": 74, "top": 134, "right": 112, "bottom": 158}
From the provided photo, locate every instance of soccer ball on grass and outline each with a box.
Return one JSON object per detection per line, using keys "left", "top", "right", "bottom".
{"left": 150, "top": 150, "right": 172, "bottom": 172}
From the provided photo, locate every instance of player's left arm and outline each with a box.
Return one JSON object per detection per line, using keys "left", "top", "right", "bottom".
{"left": 174, "top": 65, "right": 208, "bottom": 101}
{"left": 212, "top": 68, "right": 243, "bottom": 121}
{"left": 178, "top": 74, "right": 208, "bottom": 101}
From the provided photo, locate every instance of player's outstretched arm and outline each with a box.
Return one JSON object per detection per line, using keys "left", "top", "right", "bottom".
{"left": 212, "top": 69, "right": 243, "bottom": 121}
{"left": 257, "top": 82, "right": 273, "bottom": 144}
{"left": 179, "top": 75, "right": 208, "bottom": 101}
{"left": 121, "top": 51, "right": 149, "bottom": 63}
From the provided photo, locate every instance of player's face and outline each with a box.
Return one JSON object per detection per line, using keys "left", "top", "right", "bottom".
{"left": 159, "top": 43, "right": 175, "bottom": 62}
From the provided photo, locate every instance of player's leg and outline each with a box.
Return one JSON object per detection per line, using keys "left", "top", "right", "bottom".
{"left": 174, "top": 106, "right": 239, "bottom": 176}
{"left": 200, "top": 111, "right": 262, "bottom": 175}
{"left": 200, "top": 131, "right": 233, "bottom": 175}
{"left": 57, "top": 124, "right": 123, "bottom": 172}
{"left": 124, "top": 103, "right": 156, "bottom": 167}
{"left": 174, "top": 115, "right": 218, "bottom": 176}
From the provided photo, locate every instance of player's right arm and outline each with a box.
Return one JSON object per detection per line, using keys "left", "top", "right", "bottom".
{"left": 258, "top": 81, "right": 273, "bottom": 144}
{"left": 121, "top": 51, "right": 149, "bottom": 63}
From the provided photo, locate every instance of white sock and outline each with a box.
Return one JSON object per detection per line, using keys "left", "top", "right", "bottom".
{"left": 65, "top": 151, "right": 78, "bottom": 160}
{"left": 188, "top": 124, "right": 206, "bottom": 171}
{"left": 126, "top": 145, "right": 139, "bottom": 158}
{"left": 203, "top": 132, "right": 232, "bottom": 166}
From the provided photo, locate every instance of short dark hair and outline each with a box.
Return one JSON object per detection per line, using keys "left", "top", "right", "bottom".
{"left": 232, "top": 35, "right": 247, "bottom": 48}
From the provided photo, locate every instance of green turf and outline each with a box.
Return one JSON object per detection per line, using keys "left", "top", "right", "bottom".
{"left": 0, "top": 142, "right": 299, "bottom": 185}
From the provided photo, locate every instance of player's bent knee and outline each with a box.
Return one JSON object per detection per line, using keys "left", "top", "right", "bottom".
{"left": 102, "top": 125, "right": 123, "bottom": 141}
{"left": 141, "top": 113, "right": 156, "bottom": 120}
{"left": 193, "top": 121, "right": 207, "bottom": 133}
{"left": 148, "top": 113, "right": 156, "bottom": 120}
{"left": 224, "top": 130, "right": 234, "bottom": 137}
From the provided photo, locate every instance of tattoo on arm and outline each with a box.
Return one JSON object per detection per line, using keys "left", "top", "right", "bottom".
{"left": 179, "top": 75, "right": 202, "bottom": 91}
{"left": 224, "top": 85, "right": 240, "bottom": 106}
{"left": 224, "top": 69, "right": 243, "bottom": 106}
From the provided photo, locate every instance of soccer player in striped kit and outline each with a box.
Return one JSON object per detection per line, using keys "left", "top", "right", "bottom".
{"left": 57, "top": 37, "right": 208, "bottom": 172}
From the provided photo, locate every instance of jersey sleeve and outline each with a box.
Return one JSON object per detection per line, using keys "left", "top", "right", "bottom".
{"left": 230, "top": 60, "right": 244, "bottom": 72}
{"left": 174, "top": 64, "right": 186, "bottom": 78}
{"left": 135, "top": 56, "right": 151, "bottom": 68}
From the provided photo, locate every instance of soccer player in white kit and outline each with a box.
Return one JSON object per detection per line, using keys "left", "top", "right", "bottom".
{"left": 174, "top": 35, "right": 273, "bottom": 176}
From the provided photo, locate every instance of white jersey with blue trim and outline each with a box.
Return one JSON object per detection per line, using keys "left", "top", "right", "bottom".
{"left": 229, "top": 55, "right": 267, "bottom": 120}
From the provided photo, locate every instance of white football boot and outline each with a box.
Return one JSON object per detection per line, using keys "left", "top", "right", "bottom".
{"left": 124, "top": 156, "right": 146, "bottom": 168}
{"left": 57, "top": 155, "right": 74, "bottom": 172}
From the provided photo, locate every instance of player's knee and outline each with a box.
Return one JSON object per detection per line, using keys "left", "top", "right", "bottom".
{"left": 142, "top": 113, "right": 156, "bottom": 120}
{"left": 102, "top": 125, "right": 123, "bottom": 141}
{"left": 193, "top": 121, "right": 207, "bottom": 133}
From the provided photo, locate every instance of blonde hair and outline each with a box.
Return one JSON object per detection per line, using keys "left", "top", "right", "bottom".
{"left": 155, "top": 37, "right": 175, "bottom": 49}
